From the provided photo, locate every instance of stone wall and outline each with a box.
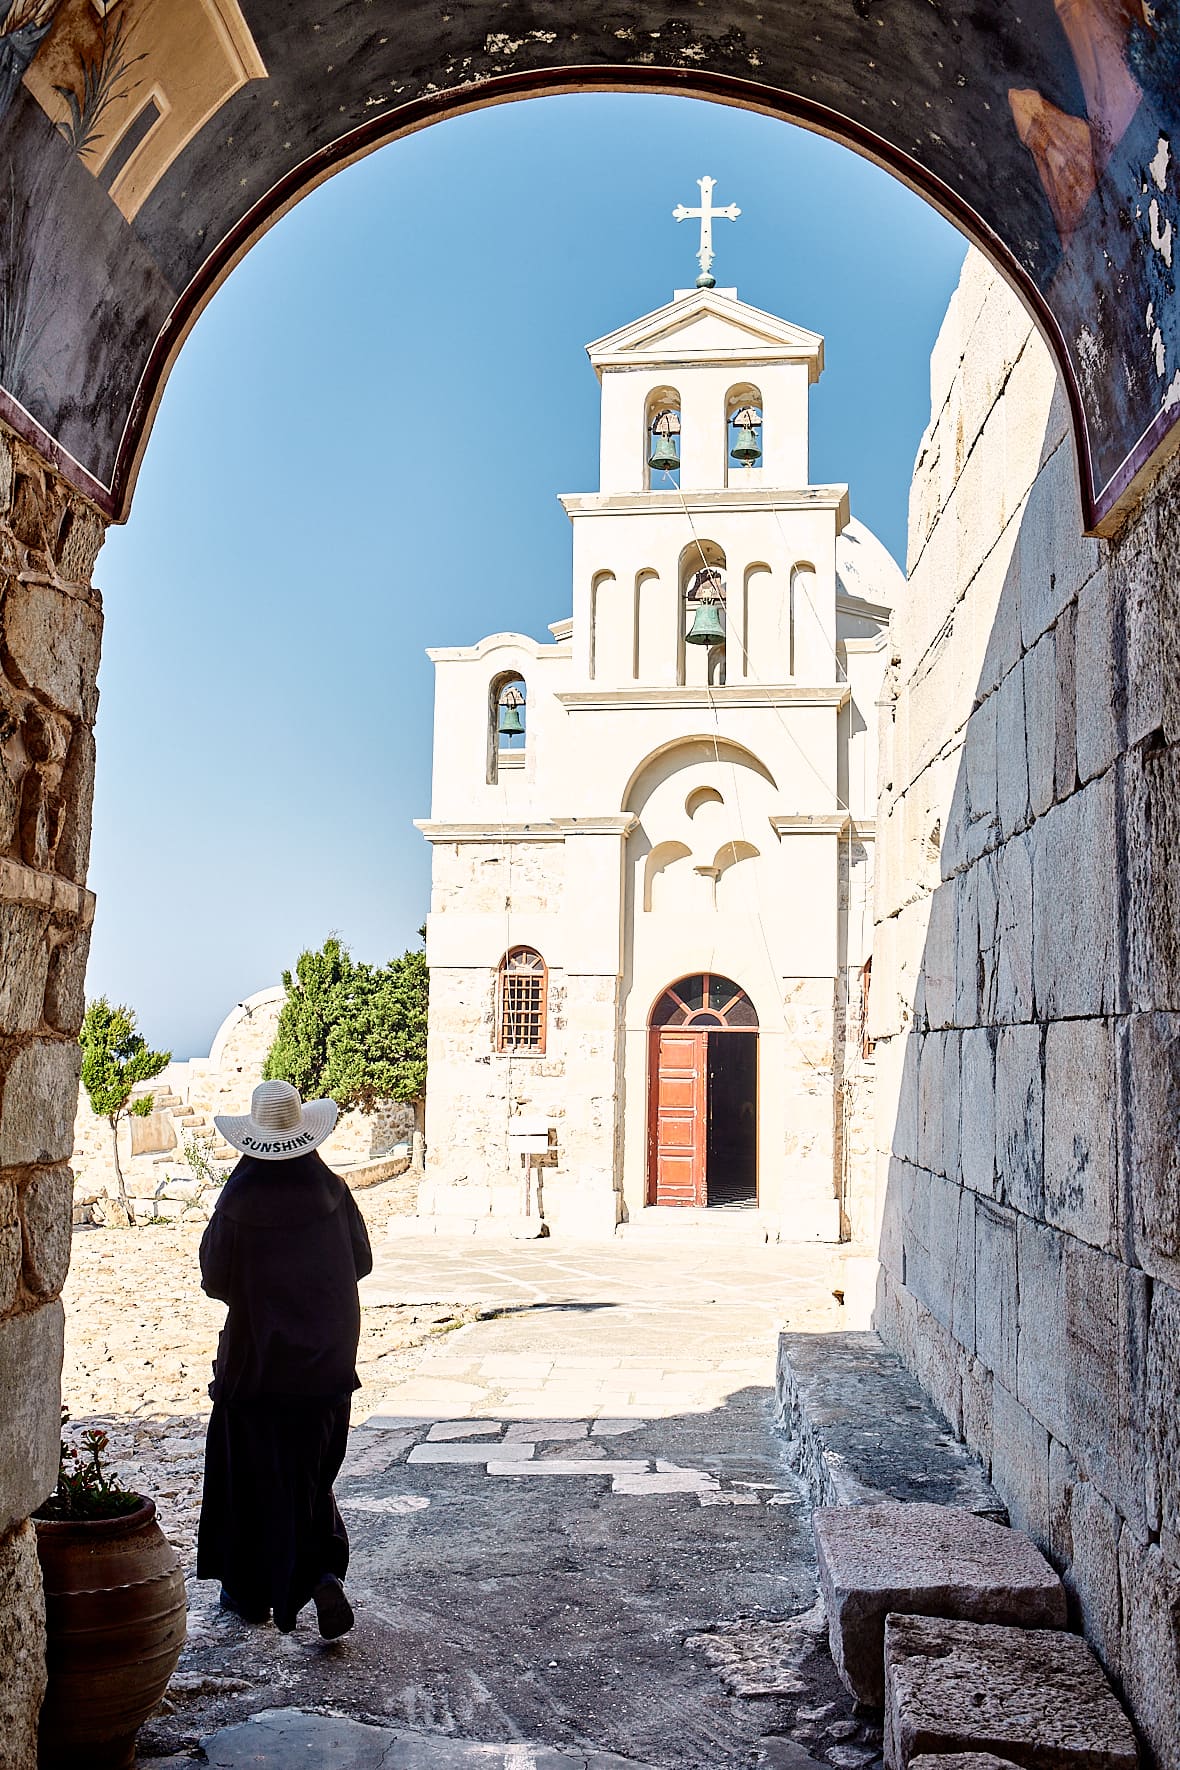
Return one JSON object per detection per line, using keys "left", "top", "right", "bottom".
{"left": 871, "top": 249, "right": 1180, "bottom": 1766}
{"left": 0, "top": 425, "right": 107, "bottom": 1767}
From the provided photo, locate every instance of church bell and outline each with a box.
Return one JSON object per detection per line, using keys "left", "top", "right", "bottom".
{"left": 686, "top": 567, "right": 726, "bottom": 647}
{"left": 498, "top": 688, "right": 525, "bottom": 739}
{"left": 730, "top": 406, "right": 763, "bottom": 468}
{"left": 647, "top": 409, "right": 681, "bottom": 474}
{"left": 685, "top": 601, "right": 726, "bottom": 646}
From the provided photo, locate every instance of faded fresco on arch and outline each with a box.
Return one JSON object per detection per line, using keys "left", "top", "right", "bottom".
{"left": 0, "top": 0, "right": 1175, "bottom": 524}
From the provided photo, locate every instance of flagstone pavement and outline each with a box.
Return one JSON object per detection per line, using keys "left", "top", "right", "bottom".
{"left": 143, "top": 1232, "right": 882, "bottom": 1770}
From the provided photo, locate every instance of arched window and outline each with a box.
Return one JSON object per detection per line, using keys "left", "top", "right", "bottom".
{"left": 497, "top": 947, "right": 547, "bottom": 1053}
{"left": 487, "top": 673, "right": 526, "bottom": 783}
{"left": 645, "top": 385, "right": 681, "bottom": 489}
{"left": 650, "top": 973, "right": 758, "bottom": 1029}
{"left": 725, "top": 384, "right": 763, "bottom": 486}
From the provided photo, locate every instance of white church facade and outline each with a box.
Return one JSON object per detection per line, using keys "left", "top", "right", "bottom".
{"left": 416, "top": 247, "right": 903, "bottom": 1241}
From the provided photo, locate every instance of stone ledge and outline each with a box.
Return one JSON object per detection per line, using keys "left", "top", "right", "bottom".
{"left": 776, "top": 1330, "right": 1005, "bottom": 1520}
{"left": 0, "top": 857, "right": 94, "bottom": 922}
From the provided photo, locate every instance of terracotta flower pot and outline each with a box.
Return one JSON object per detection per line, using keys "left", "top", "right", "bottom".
{"left": 34, "top": 1497, "right": 187, "bottom": 1770}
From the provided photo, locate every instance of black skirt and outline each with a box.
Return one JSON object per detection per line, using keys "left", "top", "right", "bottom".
{"left": 196, "top": 1394, "right": 351, "bottom": 1625}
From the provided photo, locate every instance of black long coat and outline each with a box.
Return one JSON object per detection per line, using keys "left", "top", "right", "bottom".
{"left": 196, "top": 1150, "right": 373, "bottom": 1623}
{"left": 199, "top": 1149, "right": 373, "bottom": 1400}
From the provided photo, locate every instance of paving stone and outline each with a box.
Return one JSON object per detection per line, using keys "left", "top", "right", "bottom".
{"left": 196, "top": 1707, "right": 661, "bottom": 1768}
{"left": 504, "top": 1420, "right": 587, "bottom": 1441}
{"left": 407, "top": 1440, "right": 533, "bottom": 1465}
{"left": 883, "top": 1616, "right": 1138, "bottom": 1770}
{"left": 613, "top": 1469, "right": 719, "bottom": 1496}
{"left": 425, "top": 1419, "right": 504, "bottom": 1440}
{"left": 593, "top": 1418, "right": 646, "bottom": 1435}
{"left": 487, "top": 1458, "right": 649, "bottom": 1478}
{"left": 815, "top": 1502, "right": 1066, "bottom": 1706}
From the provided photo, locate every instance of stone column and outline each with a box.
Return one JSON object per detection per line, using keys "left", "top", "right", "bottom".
{"left": 0, "top": 423, "right": 105, "bottom": 1767}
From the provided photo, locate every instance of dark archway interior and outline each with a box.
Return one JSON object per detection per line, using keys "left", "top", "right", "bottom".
{"left": 0, "top": 3, "right": 1175, "bottom": 530}
{"left": 706, "top": 1032, "right": 758, "bottom": 1207}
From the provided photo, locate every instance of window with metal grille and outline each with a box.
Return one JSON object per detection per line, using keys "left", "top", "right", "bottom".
{"left": 497, "top": 948, "right": 547, "bottom": 1053}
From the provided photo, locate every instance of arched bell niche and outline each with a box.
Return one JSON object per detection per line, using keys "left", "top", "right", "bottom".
{"left": 725, "top": 384, "right": 763, "bottom": 486}
{"left": 678, "top": 539, "right": 726, "bottom": 687}
{"left": 645, "top": 386, "right": 682, "bottom": 490}
{"left": 487, "top": 672, "right": 526, "bottom": 783}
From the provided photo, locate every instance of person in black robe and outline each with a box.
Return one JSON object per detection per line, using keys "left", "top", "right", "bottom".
{"left": 196, "top": 1080, "right": 372, "bottom": 1637}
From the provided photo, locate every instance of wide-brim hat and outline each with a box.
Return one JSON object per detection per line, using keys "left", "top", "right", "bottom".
{"left": 215, "top": 1079, "right": 338, "bottom": 1162}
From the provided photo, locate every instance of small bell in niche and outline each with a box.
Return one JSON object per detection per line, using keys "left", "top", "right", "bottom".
{"left": 686, "top": 566, "right": 726, "bottom": 647}
{"left": 498, "top": 686, "right": 525, "bottom": 740}
{"left": 730, "top": 405, "right": 762, "bottom": 467}
{"left": 648, "top": 409, "right": 681, "bottom": 474}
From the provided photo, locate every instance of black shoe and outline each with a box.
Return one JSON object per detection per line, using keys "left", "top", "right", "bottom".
{"left": 219, "top": 1587, "right": 270, "bottom": 1624}
{"left": 273, "top": 1604, "right": 299, "bottom": 1633}
{"left": 312, "top": 1575, "right": 354, "bottom": 1639}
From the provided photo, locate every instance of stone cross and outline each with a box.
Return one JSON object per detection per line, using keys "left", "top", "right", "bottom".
{"left": 673, "top": 176, "right": 740, "bottom": 287}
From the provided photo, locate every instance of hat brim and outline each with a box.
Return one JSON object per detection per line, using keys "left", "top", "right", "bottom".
{"left": 214, "top": 1097, "right": 339, "bottom": 1161}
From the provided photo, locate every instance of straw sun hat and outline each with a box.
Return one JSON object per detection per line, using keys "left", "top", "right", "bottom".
{"left": 214, "top": 1080, "right": 338, "bottom": 1162}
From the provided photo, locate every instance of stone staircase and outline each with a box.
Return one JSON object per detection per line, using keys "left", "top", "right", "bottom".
{"left": 144, "top": 1087, "right": 236, "bottom": 1168}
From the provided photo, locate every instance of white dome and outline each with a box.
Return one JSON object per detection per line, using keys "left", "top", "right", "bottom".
{"left": 836, "top": 517, "right": 906, "bottom": 609}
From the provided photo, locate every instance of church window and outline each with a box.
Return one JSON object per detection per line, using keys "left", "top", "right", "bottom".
{"left": 651, "top": 974, "right": 758, "bottom": 1028}
{"left": 488, "top": 674, "right": 526, "bottom": 783}
{"left": 497, "top": 947, "right": 547, "bottom": 1053}
{"left": 645, "top": 386, "right": 681, "bottom": 488}
{"left": 725, "top": 384, "right": 763, "bottom": 485}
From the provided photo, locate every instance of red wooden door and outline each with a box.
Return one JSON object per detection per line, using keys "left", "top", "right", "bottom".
{"left": 648, "top": 1028, "right": 706, "bottom": 1206}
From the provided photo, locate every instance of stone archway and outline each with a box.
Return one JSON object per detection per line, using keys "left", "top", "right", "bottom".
{"left": 0, "top": 4, "right": 1174, "bottom": 532}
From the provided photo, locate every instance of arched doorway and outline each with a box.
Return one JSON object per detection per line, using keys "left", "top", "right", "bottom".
{"left": 647, "top": 973, "right": 758, "bottom": 1209}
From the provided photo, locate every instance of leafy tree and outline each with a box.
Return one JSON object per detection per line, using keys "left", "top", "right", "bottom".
{"left": 262, "top": 934, "right": 353, "bottom": 1101}
{"left": 265, "top": 932, "right": 429, "bottom": 1120}
{"left": 79, "top": 998, "right": 170, "bottom": 1226}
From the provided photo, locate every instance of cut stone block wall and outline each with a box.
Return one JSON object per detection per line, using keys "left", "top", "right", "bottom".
{"left": 0, "top": 422, "right": 107, "bottom": 1767}
{"left": 872, "top": 248, "right": 1180, "bottom": 1768}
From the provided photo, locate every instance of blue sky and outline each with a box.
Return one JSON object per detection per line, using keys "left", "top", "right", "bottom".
{"left": 88, "top": 93, "right": 968, "bottom": 1060}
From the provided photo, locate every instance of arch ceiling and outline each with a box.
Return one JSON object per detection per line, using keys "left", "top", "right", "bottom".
{"left": 0, "top": 2, "right": 1175, "bottom": 531}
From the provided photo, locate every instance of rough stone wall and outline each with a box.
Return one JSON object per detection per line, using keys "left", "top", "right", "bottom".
{"left": 423, "top": 839, "right": 622, "bottom": 1235}
{"left": 0, "top": 425, "right": 107, "bottom": 1768}
{"left": 871, "top": 249, "right": 1180, "bottom": 1766}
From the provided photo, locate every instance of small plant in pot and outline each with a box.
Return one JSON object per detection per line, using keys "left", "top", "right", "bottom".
{"left": 33, "top": 1411, "right": 187, "bottom": 1770}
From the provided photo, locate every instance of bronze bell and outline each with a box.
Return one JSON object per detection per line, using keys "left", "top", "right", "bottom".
{"left": 648, "top": 409, "right": 681, "bottom": 474}
{"left": 648, "top": 432, "right": 680, "bottom": 473}
{"left": 498, "top": 690, "right": 525, "bottom": 739}
{"left": 730, "top": 405, "right": 762, "bottom": 467}
{"left": 686, "top": 600, "right": 726, "bottom": 646}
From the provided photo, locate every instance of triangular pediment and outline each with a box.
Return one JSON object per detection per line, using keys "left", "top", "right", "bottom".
{"left": 587, "top": 290, "right": 824, "bottom": 379}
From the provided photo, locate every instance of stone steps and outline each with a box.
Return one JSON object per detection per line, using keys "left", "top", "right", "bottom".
{"left": 617, "top": 1206, "right": 771, "bottom": 1244}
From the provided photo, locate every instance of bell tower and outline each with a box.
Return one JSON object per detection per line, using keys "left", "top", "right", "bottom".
{"left": 561, "top": 181, "right": 847, "bottom": 693}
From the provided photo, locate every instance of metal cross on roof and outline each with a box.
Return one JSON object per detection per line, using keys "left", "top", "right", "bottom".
{"left": 673, "top": 176, "right": 740, "bottom": 289}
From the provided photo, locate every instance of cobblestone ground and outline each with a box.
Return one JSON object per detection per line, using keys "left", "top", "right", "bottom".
{"left": 60, "top": 1193, "right": 882, "bottom": 1770}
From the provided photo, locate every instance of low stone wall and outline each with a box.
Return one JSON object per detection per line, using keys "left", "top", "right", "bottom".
{"left": 871, "top": 248, "right": 1180, "bottom": 1765}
